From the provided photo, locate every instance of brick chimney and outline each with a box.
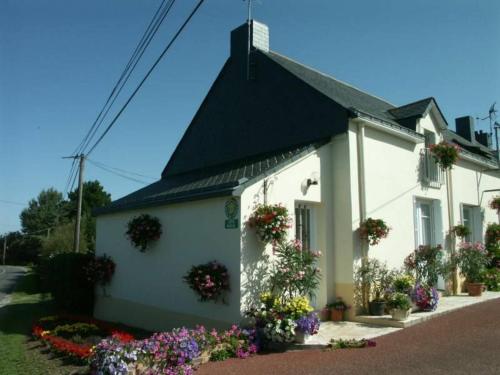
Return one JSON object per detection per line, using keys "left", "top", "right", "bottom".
{"left": 475, "top": 130, "right": 492, "bottom": 148}
{"left": 455, "top": 116, "right": 475, "bottom": 142}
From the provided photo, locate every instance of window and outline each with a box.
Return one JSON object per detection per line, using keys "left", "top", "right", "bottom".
{"left": 421, "top": 132, "right": 444, "bottom": 187}
{"left": 416, "top": 201, "right": 434, "bottom": 246}
{"left": 295, "top": 203, "right": 311, "bottom": 251}
{"left": 414, "top": 198, "right": 443, "bottom": 248}
{"left": 461, "top": 205, "right": 482, "bottom": 243}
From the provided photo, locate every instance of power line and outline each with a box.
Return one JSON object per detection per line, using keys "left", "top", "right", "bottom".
{"left": 87, "top": 159, "right": 151, "bottom": 185}
{"left": 87, "top": 158, "right": 156, "bottom": 180}
{"left": 86, "top": 0, "right": 206, "bottom": 156}
{"left": 0, "top": 199, "right": 26, "bottom": 206}
{"left": 64, "top": 158, "right": 78, "bottom": 196}
{"left": 74, "top": 0, "right": 176, "bottom": 157}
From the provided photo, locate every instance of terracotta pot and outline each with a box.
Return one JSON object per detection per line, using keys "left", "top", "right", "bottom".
{"left": 320, "top": 307, "right": 330, "bottom": 321}
{"left": 467, "top": 282, "right": 484, "bottom": 297}
{"left": 330, "top": 309, "right": 343, "bottom": 321}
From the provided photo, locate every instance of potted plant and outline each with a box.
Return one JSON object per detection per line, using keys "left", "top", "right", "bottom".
{"left": 327, "top": 298, "right": 350, "bottom": 321}
{"left": 294, "top": 312, "right": 320, "bottom": 344}
{"left": 387, "top": 292, "right": 412, "bottom": 321}
{"left": 246, "top": 203, "right": 292, "bottom": 245}
{"left": 354, "top": 257, "right": 393, "bottom": 315}
{"left": 320, "top": 305, "right": 330, "bottom": 321}
{"left": 451, "top": 225, "right": 471, "bottom": 240}
{"left": 429, "top": 141, "right": 460, "bottom": 170}
{"left": 359, "top": 218, "right": 390, "bottom": 246}
{"left": 454, "top": 242, "right": 489, "bottom": 296}
{"left": 489, "top": 196, "right": 500, "bottom": 215}
{"left": 411, "top": 283, "right": 439, "bottom": 312}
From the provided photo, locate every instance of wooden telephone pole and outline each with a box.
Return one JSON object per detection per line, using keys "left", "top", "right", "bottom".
{"left": 74, "top": 154, "right": 85, "bottom": 252}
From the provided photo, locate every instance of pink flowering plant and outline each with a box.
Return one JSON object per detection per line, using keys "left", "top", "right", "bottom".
{"left": 126, "top": 214, "right": 162, "bottom": 252}
{"left": 411, "top": 283, "right": 439, "bottom": 312}
{"left": 454, "top": 242, "right": 489, "bottom": 283}
{"left": 84, "top": 254, "right": 116, "bottom": 286}
{"left": 429, "top": 142, "right": 460, "bottom": 170}
{"left": 269, "top": 240, "right": 322, "bottom": 302}
{"left": 247, "top": 203, "right": 292, "bottom": 244}
{"left": 359, "top": 218, "right": 390, "bottom": 246}
{"left": 183, "top": 261, "right": 230, "bottom": 303}
{"left": 89, "top": 325, "right": 258, "bottom": 375}
{"left": 404, "top": 245, "right": 446, "bottom": 286}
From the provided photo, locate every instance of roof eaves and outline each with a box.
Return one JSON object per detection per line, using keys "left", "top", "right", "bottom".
{"left": 94, "top": 181, "right": 238, "bottom": 216}
{"left": 350, "top": 108, "right": 425, "bottom": 142}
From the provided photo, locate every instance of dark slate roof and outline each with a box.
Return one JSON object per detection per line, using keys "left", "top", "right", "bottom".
{"left": 95, "top": 142, "right": 327, "bottom": 215}
{"left": 443, "top": 130, "right": 493, "bottom": 159}
{"left": 263, "top": 51, "right": 400, "bottom": 125}
{"left": 387, "top": 97, "right": 434, "bottom": 120}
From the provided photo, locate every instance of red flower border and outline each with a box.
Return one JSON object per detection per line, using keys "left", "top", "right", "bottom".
{"left": 32, "top": 314, "right": 134, "bottom": 360}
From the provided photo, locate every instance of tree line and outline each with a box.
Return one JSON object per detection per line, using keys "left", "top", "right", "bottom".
{"left": 1, "top": 181, "right": 111, "bottom": 264}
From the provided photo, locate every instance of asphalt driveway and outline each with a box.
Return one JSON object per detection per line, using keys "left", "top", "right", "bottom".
{"left": 0, "top": 266, "right": 26, "bottom": 305}
{"left": 199, "top": 297, "right": 500, "bottom": 375}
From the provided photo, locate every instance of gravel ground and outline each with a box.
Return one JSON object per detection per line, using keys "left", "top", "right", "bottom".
{"left": 199, "top": 298, "right": 500, "bottom": 375}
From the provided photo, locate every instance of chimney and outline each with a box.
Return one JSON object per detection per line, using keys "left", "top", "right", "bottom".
{"left": 230, "top": 20, "right": 269, "bottom": 79}
{"left": 475, "top": 130, "right": 492, "bottom": 148}
{"left": 455, "top": 116, "right": 475, "bottom": 142}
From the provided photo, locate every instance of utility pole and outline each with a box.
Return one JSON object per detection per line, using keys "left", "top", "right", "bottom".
{"left": 74, "top": 154, "right": 85, "bottom": 252}
{"left": 2, "top": 237, "right": 7, "bottom": 266}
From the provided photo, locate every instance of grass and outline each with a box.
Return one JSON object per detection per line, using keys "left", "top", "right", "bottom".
{"left": 0, "top": 270, "right": 86, "bottom": 375}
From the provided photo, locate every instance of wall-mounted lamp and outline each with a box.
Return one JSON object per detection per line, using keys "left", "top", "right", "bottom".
{"left": 307, "top": 178, "right": 319, "bottom": 187}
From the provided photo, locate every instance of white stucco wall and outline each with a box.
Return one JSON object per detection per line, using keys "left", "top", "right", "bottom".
{"left": 238, "top": 144, "right": 334, "bottom": 311}
{"left": 94, "top": 197, "right": 241, "bottom": 330}
{"left": 350, "top": 113, "right": 500, "bottom": 275}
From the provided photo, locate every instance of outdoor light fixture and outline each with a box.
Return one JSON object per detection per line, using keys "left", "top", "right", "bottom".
{"left": 307, "top": 178, "right": 319, "bottom": 187}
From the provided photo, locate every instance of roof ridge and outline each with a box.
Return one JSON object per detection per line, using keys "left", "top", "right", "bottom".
{"left": 390, "top": 97, "right": 434, "bottom": 110}
{"left": 266, "top": 50, "right": 397, "bottom": 108}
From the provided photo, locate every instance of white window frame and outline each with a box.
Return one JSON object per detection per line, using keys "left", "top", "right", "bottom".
{"left": 460, "top": 204, "right": 482, "bottom": 243}
{"left": 413, "top": 197, "right": 443, "bottom": 248}
{"left": 294, "top": 202, "right": 316, "bottom": 251}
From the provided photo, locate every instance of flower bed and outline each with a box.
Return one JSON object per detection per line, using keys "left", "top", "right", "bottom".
{"left": 32, "top": 315, "right": 134, "bottom": 362}
{"left": 90, "top": 325, "right": 258, "bottom": 375}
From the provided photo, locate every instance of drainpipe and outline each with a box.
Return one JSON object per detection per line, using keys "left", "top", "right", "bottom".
{"left": 446, "top": 169, "right": 459, "bottom": 295}
{"left": 356, "top": 122, "right": 368, "bottom": 257}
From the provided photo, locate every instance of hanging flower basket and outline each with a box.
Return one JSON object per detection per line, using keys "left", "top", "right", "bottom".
{"left": 489, "top": 196, "right": 500, "bottom": 214}
{"left": 126, "top": 214, "right": 162, "bottom": 252}
{"left": 450, "top": 224, "right": 471, "bottom": 239}
{"left": 429, "top": 142, "right": 460, "bottom": 170}
{"left": 359, "top": 218, "right": 390, "bottom": 246}
{"left": 183, "top": 261, "right": 230, "bottom": 303}
{"left": 247, "top": 203, "right": 291, "bottom": 244}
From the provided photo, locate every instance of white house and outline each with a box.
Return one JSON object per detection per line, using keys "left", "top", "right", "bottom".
{"left": 94, "top": 21, "right": 500, "bottom": 331}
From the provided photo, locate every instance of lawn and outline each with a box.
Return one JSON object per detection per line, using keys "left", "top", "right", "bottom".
{"left": 0, "top": 271, "right": 86, "bottom": 375}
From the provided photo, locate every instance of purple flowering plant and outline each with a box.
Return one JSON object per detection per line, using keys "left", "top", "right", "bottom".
{"left": 295, "top": 312, "right": 320, "bottom": 335}
{"left": 411, "top": 283, "right": 439, "bottom": 312}
{"left": 183, "top": 261, "right": 230, "bottom": 303}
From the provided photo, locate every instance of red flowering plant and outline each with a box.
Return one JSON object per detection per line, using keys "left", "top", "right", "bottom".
{"left": 247, "top": 203, "right": 292, "bottom": 244}
{"left": 183, "top": 261, "right": 230, "bottom": 303}
{"left": 126, "top": 214, "right": 162, "bottom": 252}
{"left": 429, "top": 142, "right": 460, "bottom": 170}
{"left": 359, "top": 218, "right": 390, "bottom": 246}
{"left": 489, "top": 196, "right": 500, "bottom": 214}
{"left": 32, "top": 315, "right": 134, "bottom": 362}
{"left": 84, "top": 254, "right": 116, "bottom": 286}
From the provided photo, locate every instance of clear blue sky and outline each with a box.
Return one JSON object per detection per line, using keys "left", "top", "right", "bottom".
{"left": 1, "top": 0, "right": 499, "bottom": 234}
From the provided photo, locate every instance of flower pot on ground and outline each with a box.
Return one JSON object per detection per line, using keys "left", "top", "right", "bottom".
{"left": 466, "top": 282, "right": 484, "bottom": 297}
{"left": 327, "top": 298, "right": 350, "bottom": 322}
{"left": 369, "top": 300, "right": 386, "bottom": 316}
{"left": 411, "top": 283, "right": 439, "bottom": 312}
{"left": 387, "top": 292, "right": 412, "bottom": 321}
{"left": 320, "top": 307, "right": 330, "bottom": 321}
{"left": 294, "top": 329, "right": 308, "bottom": 344}
{"left": 454, "top": 242, "right": 489, "bottom": 297}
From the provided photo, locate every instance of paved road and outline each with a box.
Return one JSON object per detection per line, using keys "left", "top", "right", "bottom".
{"left": 0, "top": 265, "right": 26, "bottom": 304}
{"left": 199, "top": 298, "right": 500, "bottom": 375}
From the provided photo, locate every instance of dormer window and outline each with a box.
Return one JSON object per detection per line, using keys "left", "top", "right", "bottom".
{"left": 424, "top": 130, "right": 436, "bottom": 147}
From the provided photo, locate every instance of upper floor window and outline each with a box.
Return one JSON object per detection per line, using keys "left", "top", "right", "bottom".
{"left": 421, "top": 130, "right": 444, "bottom": 187}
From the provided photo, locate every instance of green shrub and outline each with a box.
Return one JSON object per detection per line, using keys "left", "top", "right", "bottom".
{"left": 387, "top": 292, "right": 411, "bottom": 310}
{"left": 482, "top": 268, "right": 500, "bottom": 291}
{"left": 53, "top": 323, "right": 102, "bottom": 339}
{"left": 38, "top": 252, "right": 95, "bottom": 314}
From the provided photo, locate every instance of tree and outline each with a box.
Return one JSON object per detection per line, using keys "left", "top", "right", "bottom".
{"left": 41, "top": 221, "right": 87, "bottom": 256}
{"left": 20, "top": 188, "right": 66, "bottom": 234}
{"left": 66, "top": 180, "right": 111, "bottom": 250}
{"left": 0, "top": 231, "right": 43, "bottom": 265}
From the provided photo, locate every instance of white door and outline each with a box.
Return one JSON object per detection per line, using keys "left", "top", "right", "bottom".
{"left": 416, "top": 201, "right": 433, "bottom": 246}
